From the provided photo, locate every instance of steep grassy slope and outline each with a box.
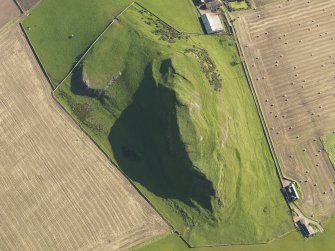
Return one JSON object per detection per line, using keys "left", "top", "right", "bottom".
{"left": 55, "top": 4, "right": 292, "bottom": 245}
{"left": 137, "top": 217, "right": 335, "bottom": 251}
{"left": 22, "top": 0, "right": 133, "bottom": 84}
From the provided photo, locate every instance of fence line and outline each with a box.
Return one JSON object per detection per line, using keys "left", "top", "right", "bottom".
{"left": 227, "top": 13, "right": 285, "bottom": 185}
{"left": 12, "top": 0, "right": 24, "bottom": 14}
{"left": 225, "top": 12, "right": 317, "bottom": 232}
{"left": 20, "top": 23, "right": 54, "bottom": 89}
{"left": 53, "top": 2, "right": 135, "bottom": 92}
{"left": 228, "top": 13, "right": 303, "bottom": 190}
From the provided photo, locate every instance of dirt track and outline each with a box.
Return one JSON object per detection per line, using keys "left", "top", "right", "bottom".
{"left": 0, "top": 0, "right": 20, "bottom": 29}
{"left": 0, "top": 26, "right": 168, "bottom": 251}
{"left": 234, "top": 0, "right": 335, "bottom": 219}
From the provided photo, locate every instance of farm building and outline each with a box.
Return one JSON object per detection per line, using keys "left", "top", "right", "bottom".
{"left": 201, "top": 13, "right": 224, "bottom": 34}
{"left": 296, "top": 219, "right": 314, "bottom": 237}
{"left": 281, "top": 182, "right": 299, "bottom": 203}
{"left": 204, "top": 0, "right": 223, "bottom": 10}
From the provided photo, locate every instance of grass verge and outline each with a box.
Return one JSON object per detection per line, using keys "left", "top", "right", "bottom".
{"left": 136, "top": 217, "right": 335, "bottom": 251}
{"left": 321, "top": 134, "right": 335, "bottom": 169}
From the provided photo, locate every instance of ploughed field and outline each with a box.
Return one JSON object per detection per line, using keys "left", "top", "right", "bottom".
{"left": 0, "top": 0, "right": 20, "bottom": 29}
{"left": 0, "top": 26, "right": 168, "bottom": 251}
{"left": 234, "top": 0, "right": 335, "bottom": 219}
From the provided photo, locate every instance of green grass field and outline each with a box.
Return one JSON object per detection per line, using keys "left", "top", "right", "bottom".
{"left": 321, "top": 134, "right": 335, "bottom": 168}
{"left": 230, "top": 1, "right": 249, "bottom": 10}
{"left": 54, "top": 3, "right": 293, "bottom": 246}
{"left": 137, "top": 217, "right": 335, "bottom": 251}
{"left": 137, "top": 0, "right": 202, "bottom": 33}
{"left": 23, "top": 0, "right": 133, "bottom": 84}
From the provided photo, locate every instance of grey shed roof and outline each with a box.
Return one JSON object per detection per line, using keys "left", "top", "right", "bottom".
{"left": 201, "top": 13, "right": 224, "bottom": 34}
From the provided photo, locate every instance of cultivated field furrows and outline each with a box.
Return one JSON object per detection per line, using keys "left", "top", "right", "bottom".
{"left": 235, "top": 0, "right": 335, "bottom": 219}
{"left": 0, "top": 0, "right": 20, "bottom": 29}
{"left": 0, "top": 27, "right": 168, "bottom": 251}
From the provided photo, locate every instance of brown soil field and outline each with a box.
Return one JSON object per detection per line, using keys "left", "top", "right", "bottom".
{"left": 16, "top": 0, "right": 39, "bottom": 11}
{"left": 0, "top": 0, "right": 20, "bottom": 29}
{"left": 234, "top": 0, "right": 335, "bottom": 220}
{"left": 253, "top": 0, "right": 281, "bottom": 7}
{"left": 0, "top": 26, "right": 168, "bottom": 251}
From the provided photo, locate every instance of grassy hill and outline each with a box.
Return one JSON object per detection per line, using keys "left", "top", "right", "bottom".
{"left": 137, "top": 217, "right": 335, "bottom": 251}
{"left": 55, "top": 4, "right": 293, "bottom": 246}
{"left": 137, "top": 0, "right": 203, "bottom": 33}
{"left": 22, "top": 0, "right": 133, "bottom": 84}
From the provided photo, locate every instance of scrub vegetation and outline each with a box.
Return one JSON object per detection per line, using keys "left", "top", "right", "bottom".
{"left": 137, "top": 0, "right": 202, "bottom": 33}
{"left": 55, "top": 3, "right": 292, "bottom": 246}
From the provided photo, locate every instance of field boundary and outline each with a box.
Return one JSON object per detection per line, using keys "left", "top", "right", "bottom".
{"left": 136, "top": 1, "right": 233, "bottom": 36}
{"left": 50, "top": 91, "right": 177, "bottom": 236}
{"left": 53, "top": 1, "right": 135, "bottom": 92}
{"left": 227, "top": 12, "right": 326, "bottom": 231}
{"left": 227, "top": 12, "right": 307, "bottom": 192}
{"left": 1, "top": 25, "right": 169, "bottom": 251}
{"left": 51, "top": 6, "right": 295, "bottom": 248}
{"left": 53, "top": 1, "right": 229, "bottom": 93}
{"left": 227, "top": 13, "right": 286, "bottom": 185}
{"left": 52, "top": 95, "right": 296, "bottom": 250}
{"left": 135, "top": 1, "right": 203, "bottom": 35}
{"left": 13, "top": 0, "right": 42, "bottom": 13}
{"left": 226, "top": 10, "right": 298, "bottom": 219}
{"left": 19, "top": 23, "right": 54, "bottom": 89}
{"left": 134, "top": 2, "right": 183, "bottom": 33}
{"left": 22, "top": 1, "right": 295, "bottom": 247}
{"left": 12, "top": 0, "right": 24, "bottom": 13}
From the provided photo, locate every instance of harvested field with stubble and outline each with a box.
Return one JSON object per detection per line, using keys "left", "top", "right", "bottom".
{"left": 17, "top": 0, "right": 40, "bottom": 11}
{"left": 0, "top": 0, "right": 20, "bottom": 29}
{"left": 0, "top": 26, "right": 168, "bottom": 251}
{"left": 234, "top": 0, "right": 335, "bottom": 220}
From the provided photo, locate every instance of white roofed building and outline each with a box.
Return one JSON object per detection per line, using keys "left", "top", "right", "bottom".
{"left": 201, "top": 13, "right": 224, "bottom": 34}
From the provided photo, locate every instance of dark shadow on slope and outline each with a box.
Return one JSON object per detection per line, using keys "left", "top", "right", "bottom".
{"left": 108, "top": 62, "right": 215, "bottom": 211}
{"left": 70, "top": 64, "right": 110, "bottom": 101}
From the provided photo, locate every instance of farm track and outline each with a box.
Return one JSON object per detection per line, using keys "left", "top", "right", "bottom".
{"left": 234, "top": 0, "right": 335, "bottom": 219}
{"left": 0, "top": 27, "right": 168, "bottom": 250}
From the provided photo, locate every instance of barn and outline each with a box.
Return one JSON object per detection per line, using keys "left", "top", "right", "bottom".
{"left": 296, "top": 219, "right": 314, "bottom": 237}
{"left": 281, "top": 182, "right": 299, "bottom": 203}
{"left": 201, "top": 13, "right": 224, "bottom": 34}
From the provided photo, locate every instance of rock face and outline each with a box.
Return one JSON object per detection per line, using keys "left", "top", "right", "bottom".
{"left": 109, "top": 58, "right": 217, "bottom": 216}
{"left": 82, "top": 64, "right": 122, "bottom": 91}
{"left": 82, "top": 65, "right": 91, "bottom": 89}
